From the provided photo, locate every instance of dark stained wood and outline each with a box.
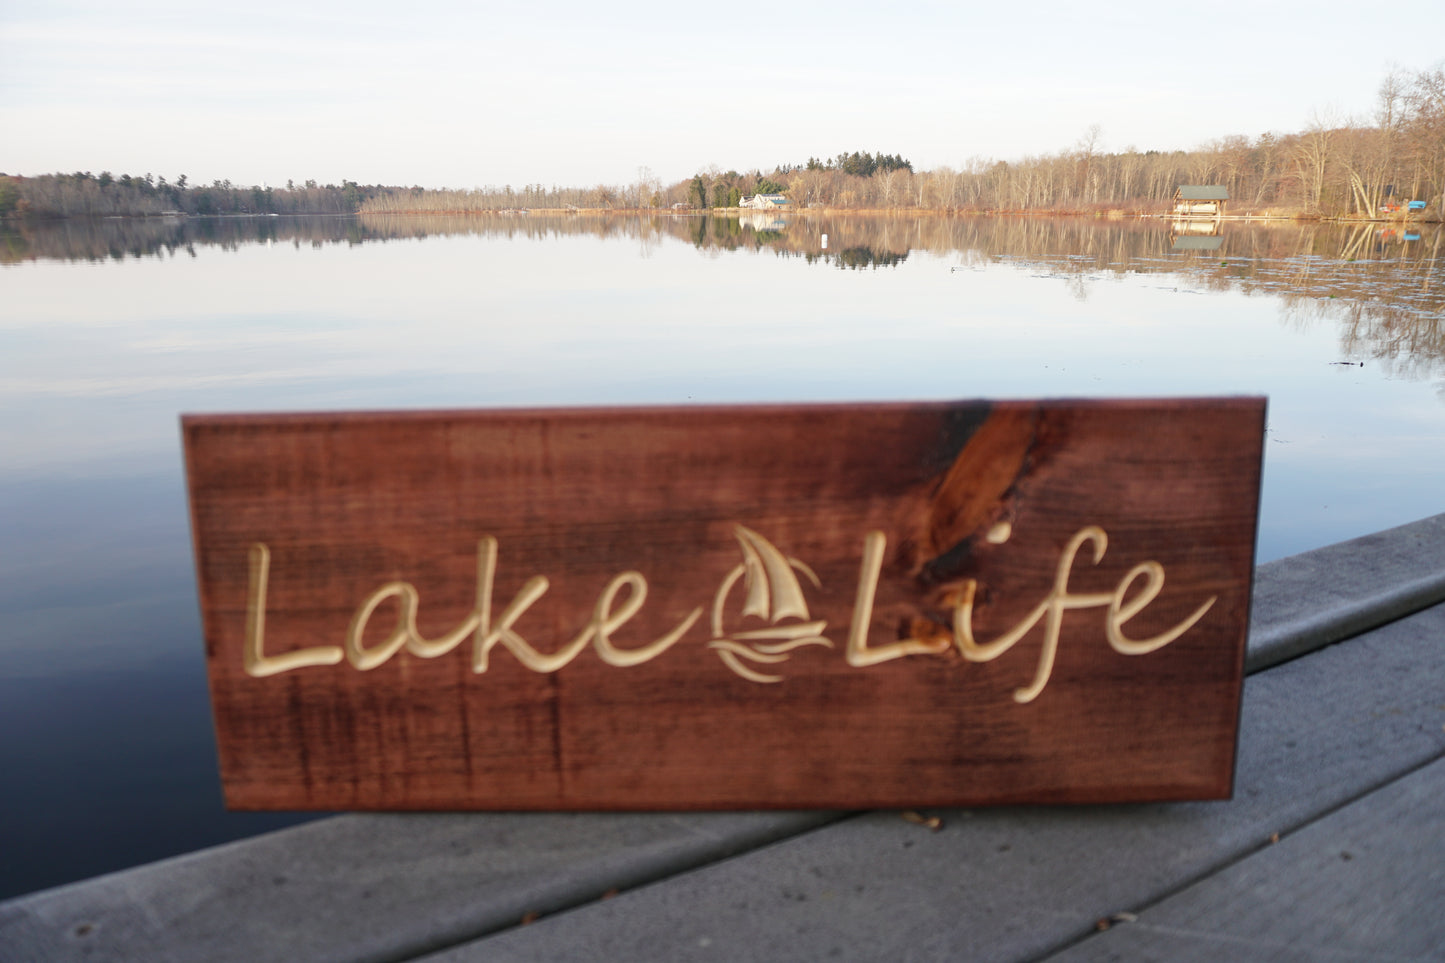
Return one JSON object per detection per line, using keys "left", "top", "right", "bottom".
{"left": 183, "top": 399, "right": 1265, "bottom": 810}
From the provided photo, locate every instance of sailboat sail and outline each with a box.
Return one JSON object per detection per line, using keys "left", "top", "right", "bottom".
{"left": 710, "top": 526, "right": 833, "bottom": 683}
{"left": 734, "top": 526, "right": 814, "bottom": 623}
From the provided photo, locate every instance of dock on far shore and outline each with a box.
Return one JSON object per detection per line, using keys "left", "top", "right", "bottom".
{"left": 2, "top": 514, "right": 1444, "bottom": 962}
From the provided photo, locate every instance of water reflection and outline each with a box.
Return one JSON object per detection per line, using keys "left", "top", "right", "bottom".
{"left": 1169, "top": 217, "right": 1224, "bottom": 251}
{"left": 6, "top": 213, "right": 1440, "bottom": 381}
{"left": 6, "top": 213, "right": 1444, "bottom": 433}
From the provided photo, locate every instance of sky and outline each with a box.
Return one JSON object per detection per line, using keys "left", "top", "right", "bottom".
{"left": 2, "top": 0, "right": 1443, "bottom": 191}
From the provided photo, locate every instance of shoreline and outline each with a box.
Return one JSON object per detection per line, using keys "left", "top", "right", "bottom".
{"left": 7, "top": 207, "right": 1436, "bottom": 225}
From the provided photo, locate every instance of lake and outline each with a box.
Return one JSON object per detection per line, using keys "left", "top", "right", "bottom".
{"left": 2, "top": 212, "right": 1442, "bottom": 899}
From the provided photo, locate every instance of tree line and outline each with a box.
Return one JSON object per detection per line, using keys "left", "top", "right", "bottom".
{"left": 0, "top": 173, "right": 379, "bottom": 218}
{"left": 4, "top": 65, "right": 1440, "bottom": 220}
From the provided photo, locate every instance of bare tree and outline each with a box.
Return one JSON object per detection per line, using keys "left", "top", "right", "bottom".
{"left": 1293, "top": 113, "right": 1338, "bottom": 213}
{"left": 1403, "top": 66, "right": 1445, "bottom": 214}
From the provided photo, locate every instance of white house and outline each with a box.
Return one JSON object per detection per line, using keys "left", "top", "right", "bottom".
{"left": 740, "top": 193, "right": 789, "bottom": 210}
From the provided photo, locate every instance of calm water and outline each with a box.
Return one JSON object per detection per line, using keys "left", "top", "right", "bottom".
{"left": 2, "top": 213, "right": 1443, "bottom": 898}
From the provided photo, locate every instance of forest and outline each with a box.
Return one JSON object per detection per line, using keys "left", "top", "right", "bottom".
{"left": 3, "top": 66, "right": 1440, "bottom": 221}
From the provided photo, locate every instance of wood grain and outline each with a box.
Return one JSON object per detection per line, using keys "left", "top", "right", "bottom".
{"left": 183, "top": 399, "right": 1265, "bottom": 809}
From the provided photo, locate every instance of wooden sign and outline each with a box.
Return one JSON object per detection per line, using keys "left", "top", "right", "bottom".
{"left": 183, "top": 399, "right": 1264, "bottom": 810}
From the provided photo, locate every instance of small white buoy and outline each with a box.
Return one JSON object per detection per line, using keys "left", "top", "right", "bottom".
{"left": 821, "top": 233, "right": 828, "bottom": 249}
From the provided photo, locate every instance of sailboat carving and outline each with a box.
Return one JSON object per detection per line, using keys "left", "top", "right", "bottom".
{"left": 708, "top": 526, "right": 833, "bottom": 683}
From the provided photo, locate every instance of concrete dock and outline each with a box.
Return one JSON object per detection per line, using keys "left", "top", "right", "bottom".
{"left": 3, "top": 514, "right": 1443, "bottom": 962}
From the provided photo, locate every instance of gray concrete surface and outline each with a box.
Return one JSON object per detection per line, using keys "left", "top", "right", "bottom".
{"left": 3, "top": 513, "right": 1443, "bottom": 963}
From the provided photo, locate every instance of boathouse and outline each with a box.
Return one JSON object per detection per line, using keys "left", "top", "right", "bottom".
{"left": 1173, "top": 185, "right": 1228, "bottom": 217}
